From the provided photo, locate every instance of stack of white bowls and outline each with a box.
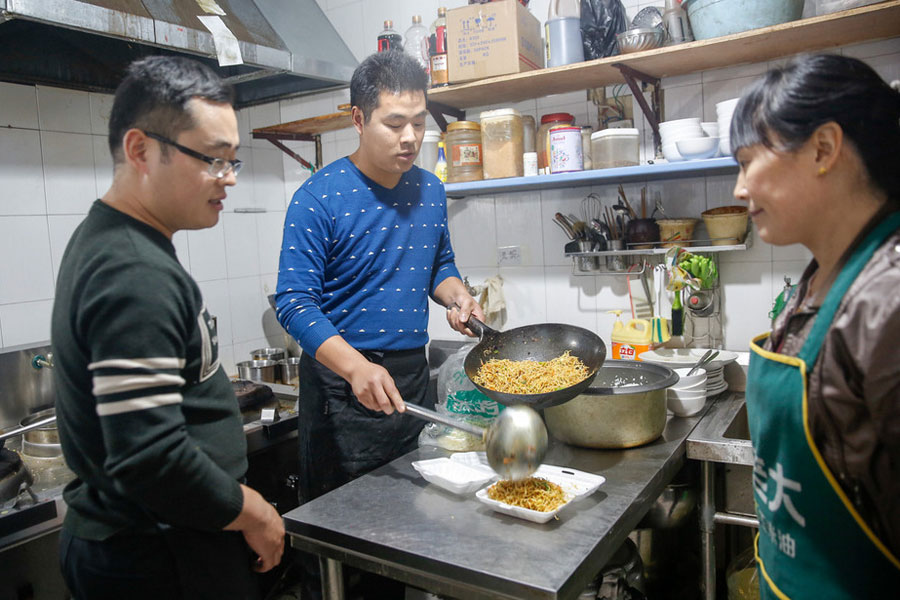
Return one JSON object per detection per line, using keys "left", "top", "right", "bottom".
{"left": 716, "top": 98, "right": 741, "bottom": 156}
{"left": 660, "top": 118, "right": 703, "bottom": 162}
{"left": 667, "top": 367, "right": 708, "bottom": 417}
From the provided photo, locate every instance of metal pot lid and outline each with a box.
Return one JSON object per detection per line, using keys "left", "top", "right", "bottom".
{"left": 579, "top": 360, "right": 679, "bottom": 395}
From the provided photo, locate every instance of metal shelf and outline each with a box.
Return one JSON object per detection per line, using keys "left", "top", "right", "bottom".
{"left": 444, "top": 157, "right": 738, "bottom": 198}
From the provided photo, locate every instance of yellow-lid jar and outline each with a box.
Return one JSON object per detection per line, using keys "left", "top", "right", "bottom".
{"left": 445, "top": 121, "right": 483, "bottom": 183}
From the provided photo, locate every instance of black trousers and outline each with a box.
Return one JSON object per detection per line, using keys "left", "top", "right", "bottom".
{"left": 59, "top": 526, "right": 260, "bottom": 600}
{"left": 296, "top": 347, "right": 430, "bottom": 600}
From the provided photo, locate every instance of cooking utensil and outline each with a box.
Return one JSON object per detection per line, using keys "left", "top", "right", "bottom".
{"left": 554, "top": 217, "right": 576, "bottom": 240}
{"left": 0, "top": 413, "right": 57, "bottom": 449}
{"left": 462, "top": 316, "right": 606, "bottom": 410}
{"left": 19, "top": 408, "right": 60, "bottom": 458}
{"left": 403, "top": 403, "right": 547, "bottom": 481}
{"left": 687, "top": 350, "right": 719, "bottom": 376}
{"left": 236, "top": 360, "right": 278, "bottom": 383}
{"left": 543, "top": 360, "right": 679, "bottom": 448}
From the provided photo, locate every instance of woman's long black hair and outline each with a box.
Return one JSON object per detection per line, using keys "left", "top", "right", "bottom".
{"left": 730, "top": 54, "right": 900, "bottom": 200}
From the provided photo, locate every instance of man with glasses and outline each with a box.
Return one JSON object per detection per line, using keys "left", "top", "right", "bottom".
{"left": 51, "top": 56, "right": 283, "bottom": 599}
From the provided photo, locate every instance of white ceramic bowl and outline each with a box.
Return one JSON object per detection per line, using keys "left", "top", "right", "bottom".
{"left": 719, "top": 137, "right": 731, "bottom": 156}
{"left": 662, "top": 142, "right": 685, "bottom": 162}
{"left": 660, "top": 125, "right": 704, "bottom": 140}
{"left": 716, "top": 97, "right": 741, "bottom": 114}
{"left": 674, "top": 379, "right": 708, "bottom": 393}
{"left": 676, "top": 137, "right": 720, "bottom": 160}
{"left": 668, "top": 386, "right": 707, "bottom": 400}
{"left": 674, "top": 367, "right": 707, "bottom": 386}
{"left": 660, "top": 117, "right": 702, "bottom": 130}
{"left": 667, "top": 393, "right": 706, "bottom": 417}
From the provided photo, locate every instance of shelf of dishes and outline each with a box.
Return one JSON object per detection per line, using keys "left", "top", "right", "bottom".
{"left": 444, "top": 156, "right": 738, "bottom": 198}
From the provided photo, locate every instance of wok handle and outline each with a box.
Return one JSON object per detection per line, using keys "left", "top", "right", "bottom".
{"left": 403, "top": 403, "right": 485, "bottom": 438}
{"left": 446, "top": 303, "right": 496, "bottom": 340}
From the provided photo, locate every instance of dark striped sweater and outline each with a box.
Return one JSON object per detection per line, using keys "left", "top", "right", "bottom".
{"left": 51, "top": 200, "right": 245, "bottom": 540}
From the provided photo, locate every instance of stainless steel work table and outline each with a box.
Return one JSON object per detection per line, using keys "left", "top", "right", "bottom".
{"left": 282, "top": 404, "right": 712, "bottom": 600}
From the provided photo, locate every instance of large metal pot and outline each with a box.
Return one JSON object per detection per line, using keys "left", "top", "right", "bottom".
{"left": 543, "top": 360, "right": 679, "bottom": 449}
{"left": 236, "top": 360, "right": 277, "bottom": 384}
{"left": 20, "top": 408, "right": 61, "bottom": 458}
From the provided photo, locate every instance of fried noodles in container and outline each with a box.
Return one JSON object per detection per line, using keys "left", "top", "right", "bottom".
{"left": 471, "top": 351, "right": 590, "bottom": 395}
{"left": 486, "top": 477, "right": 569, "bottom": 512}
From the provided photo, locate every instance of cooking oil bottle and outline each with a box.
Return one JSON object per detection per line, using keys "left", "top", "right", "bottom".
{"left": 609, "top": 310, "right": 652, "bottom": 361}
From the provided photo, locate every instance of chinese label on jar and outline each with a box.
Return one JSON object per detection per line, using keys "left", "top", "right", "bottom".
{"left": 452, "top": 143, "right": 482, "bottom": 167}
{"left": 549, "top": 126, "right": 583, "bottom": 174}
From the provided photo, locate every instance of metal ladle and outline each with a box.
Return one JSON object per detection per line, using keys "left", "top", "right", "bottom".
{"left": 403, "top": 403, "right": 548, "bottom": 481}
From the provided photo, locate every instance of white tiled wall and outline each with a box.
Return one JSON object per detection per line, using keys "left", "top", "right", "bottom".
{"left": 1, "top": 1, "right": 897, "bottom": 371}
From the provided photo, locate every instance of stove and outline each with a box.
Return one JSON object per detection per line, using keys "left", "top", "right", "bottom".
{"left": 0, "top": 442, "right": 73, "bottom": 551}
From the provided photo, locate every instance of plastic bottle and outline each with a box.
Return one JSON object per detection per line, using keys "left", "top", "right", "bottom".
{"left": 546, "top": 0, "right": 584, "bottom": 68}
{"left": 377, "top": 20, "right": 402, "bottom": 53}
{"left": 404, "top": 15, "right": 430, "bottom": 78}
{"left": 609, "top": 310, "right": 653, "bottom": 361}
{"left": 429, "top": 7, "right": 449, "bottom": 87}
{"left": 434, "top": 141, "right": 448, "bottom": 183}
{"left": 662, "top": 0, "right": 693, "bottom": 45}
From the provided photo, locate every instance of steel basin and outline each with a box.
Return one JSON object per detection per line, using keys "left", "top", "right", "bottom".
{"left": 686, "top": 393, "right": 752, "bottom": 465}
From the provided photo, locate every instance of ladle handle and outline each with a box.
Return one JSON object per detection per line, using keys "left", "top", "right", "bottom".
{"left": 0, "top": 415, "right": 56, "bottom": 443}
{"left": 403, "top": 403, "right": 484, "bottom": 438}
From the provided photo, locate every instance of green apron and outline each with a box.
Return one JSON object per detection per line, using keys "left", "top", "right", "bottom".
{"left": 746, "top": 212, "right": 900, "bottom": 599}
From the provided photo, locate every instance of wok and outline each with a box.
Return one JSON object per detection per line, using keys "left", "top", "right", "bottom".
{"left": 462, "top": 316, "right": 607, "bottom": 410}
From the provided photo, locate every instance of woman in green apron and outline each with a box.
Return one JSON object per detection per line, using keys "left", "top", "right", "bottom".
{"left": 729, "top": 54, "right": 900, "bottom": 598}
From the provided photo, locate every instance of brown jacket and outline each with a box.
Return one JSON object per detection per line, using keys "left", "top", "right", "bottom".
{"left": 765, "top": 213, "right": 900, "bottom": 556}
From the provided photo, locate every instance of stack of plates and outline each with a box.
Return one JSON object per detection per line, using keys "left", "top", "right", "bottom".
{"left": 638, "top": 348, "right": 737, "bottom": 398}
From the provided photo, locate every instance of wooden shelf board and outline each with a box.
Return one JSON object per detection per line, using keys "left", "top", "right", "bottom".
{"left": 253, "top": 110, "right": 352, "bottom": 137}
{"left": 429, "top": 1, "right": 900, "bottom": 109}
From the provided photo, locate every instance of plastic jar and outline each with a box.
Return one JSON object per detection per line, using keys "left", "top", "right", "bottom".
{"left": 581, "top": 126, "right": 593, "bottom": 170}
{"left": 445, "top": 121, "right": 483, "bottom": 183}
{"left": 416, "top": 130, "right": 442, "bottom": 173}
{"left": 537, "top": 112, "right": 575, "bottom": 172}
{"left": 548, "top": 125, "right": 583, "bottom": 173}
{"left": 522, "top": 115, "right": 536, "bottom": 153}
{"left": 479, "top": 108, "right": 524, "bottom": 180}
{"left": 590, "top": 128, "right": 640, "bottom": 169}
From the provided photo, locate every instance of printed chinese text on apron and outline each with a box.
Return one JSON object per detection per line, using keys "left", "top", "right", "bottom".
{"left": 746, "top": 212, "right": 900, "bottom": 599}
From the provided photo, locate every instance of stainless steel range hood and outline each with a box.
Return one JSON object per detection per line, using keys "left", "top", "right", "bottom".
{"left": 0, "top": 0, "right": 358, "bottom": 108}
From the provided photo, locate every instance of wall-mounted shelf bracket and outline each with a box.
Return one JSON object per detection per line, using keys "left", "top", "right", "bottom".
{"left": 252, "top": 131, "right": 321, "bottom": 172}
{"left": 611, "top": 63, "right": 662, "bottom": 152}
{"left": 427, "top": 101, "right": 466, "bottom": 131}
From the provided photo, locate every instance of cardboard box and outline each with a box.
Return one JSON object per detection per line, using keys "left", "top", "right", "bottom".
{"left": 447, "top": 0, "right": 543, "bottom": 84}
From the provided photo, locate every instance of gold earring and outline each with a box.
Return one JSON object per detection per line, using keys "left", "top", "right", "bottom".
{"left": 818, "top": 166, "right": 828, "bottom": 176}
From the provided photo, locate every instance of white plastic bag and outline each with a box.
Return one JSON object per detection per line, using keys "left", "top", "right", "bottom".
{"left": 418, "top": 345, "right": 502, "bottom": 451}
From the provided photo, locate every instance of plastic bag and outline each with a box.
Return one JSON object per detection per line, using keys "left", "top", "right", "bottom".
{"left": 726, "top": 545, "right": 760, "bottom": 600}
{"left": 580, "top": 0, "right": 629, "bottom": 59}
{"left": 418, "top": 345, "right": 502, "bottom": 451}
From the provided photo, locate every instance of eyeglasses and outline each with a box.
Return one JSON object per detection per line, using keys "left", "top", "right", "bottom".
{"left": 143, "top": 131, "right": 243, "bottom": 179}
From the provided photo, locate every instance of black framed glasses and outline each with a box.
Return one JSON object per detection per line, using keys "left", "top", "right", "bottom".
{"left": 144, "top": 131, "right": 242, "bottom": 179}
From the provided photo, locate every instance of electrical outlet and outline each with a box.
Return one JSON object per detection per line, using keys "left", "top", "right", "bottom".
{"left": 498, "top": 245, "right": 522, "bottom": 266}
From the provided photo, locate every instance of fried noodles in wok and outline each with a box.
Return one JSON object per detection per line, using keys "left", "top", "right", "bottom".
{"left": 472, "top": 351, "right": 590, "bottom": 395}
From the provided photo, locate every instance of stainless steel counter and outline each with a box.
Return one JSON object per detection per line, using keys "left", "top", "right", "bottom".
{"left": 282, "top": 399, "right": 718, "bottom": 600}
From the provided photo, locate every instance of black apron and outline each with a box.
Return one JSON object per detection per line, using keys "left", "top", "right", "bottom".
{"left": 296, "top": 347, "right": 430, "bottom": 503}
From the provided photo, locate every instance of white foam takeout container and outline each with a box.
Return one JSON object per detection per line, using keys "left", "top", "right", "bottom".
{"left": 411, "top": 457, "right": 497, "bottom": 495}
{"left": 454, "top": 452, "right": 606, "bottom": 524}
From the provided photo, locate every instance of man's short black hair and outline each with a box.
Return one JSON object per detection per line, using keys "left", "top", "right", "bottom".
{"left": 108, "top": 55, "right": 234, "bottom": 164}
{"left": 350, "top": 50, "right": 428, "bottom": 122}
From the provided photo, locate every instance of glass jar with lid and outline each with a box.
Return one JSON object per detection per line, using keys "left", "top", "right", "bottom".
{"left": 445, "top": 121, "right": 483, "bottom": 183}
{"left": 537, "top": 112, "right": 575, "bottom": 173}
{"left": 479, "top": 108, "right": 524, "bottom": 180}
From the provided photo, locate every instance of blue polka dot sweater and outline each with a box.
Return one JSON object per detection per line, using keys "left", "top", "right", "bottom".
{"left": 275, "top": 157, "right": 461, "bottom": 355}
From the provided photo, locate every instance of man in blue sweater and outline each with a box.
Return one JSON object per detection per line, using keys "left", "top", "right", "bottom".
{"left": 275, "top": 50, "right": 482, "bottom": 596}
